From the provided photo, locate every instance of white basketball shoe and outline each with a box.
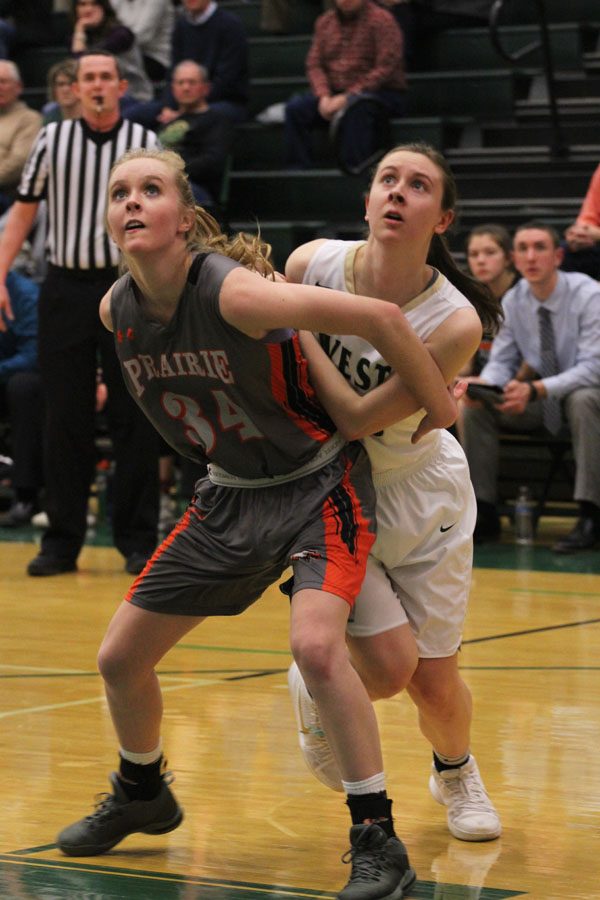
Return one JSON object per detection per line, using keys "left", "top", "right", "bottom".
{"left": 429, "top": 756, "right": 502, "bottom": 841}
{"left": 287, "top": 661, "right": 343, "bottom": 792}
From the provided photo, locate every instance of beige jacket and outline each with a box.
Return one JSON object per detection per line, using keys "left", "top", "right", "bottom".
{"left": 0, "top": 100, "right": 42, "bottom": 190}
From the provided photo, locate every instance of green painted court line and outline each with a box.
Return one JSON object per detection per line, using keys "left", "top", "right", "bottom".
{"left": 1, "top": 854, "right": 334, "bottom": 894}
{"left": 0, "top": 667, "right": 287, "bottom": 681}
{"left": 464, "top": 617, "right": 600, "bottom": 645}
{"left": 177, "top": 643, "right": 291, "bottom": 655}
{"left": 0, "top": 857, "right": 526, "bottom": 899}
{"left": 509, "top": 588, "right": 600, "bottom": 597}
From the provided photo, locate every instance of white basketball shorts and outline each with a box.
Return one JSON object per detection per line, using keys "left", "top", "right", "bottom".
{"left": 346, "top": 431, "right": 476, "bottom": 657}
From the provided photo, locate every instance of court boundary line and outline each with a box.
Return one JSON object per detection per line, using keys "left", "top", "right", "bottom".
{"left": 0, "top": 853, "right": 527, "bottom": 899}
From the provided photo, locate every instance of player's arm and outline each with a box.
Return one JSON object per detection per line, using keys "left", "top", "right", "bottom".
{"left": 300, "top": 307, "right": 481, "bottom": 440}
{"left": 219, "top": 265, "right": 457, "bottom": 430}
{"left": 284, "top": 239, "right": 327, "bottom": 284}
{"left": 99, "top": 287, "right": 114, "bottom": 332}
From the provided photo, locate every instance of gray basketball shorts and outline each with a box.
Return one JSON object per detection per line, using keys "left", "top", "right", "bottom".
{"left": 125, "top": 442, "right": 376, "bottom": 616}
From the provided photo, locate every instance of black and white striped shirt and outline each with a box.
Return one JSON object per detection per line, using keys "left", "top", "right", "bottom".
{"left": 17, "top": 117, "right": 158, "bottom": 271}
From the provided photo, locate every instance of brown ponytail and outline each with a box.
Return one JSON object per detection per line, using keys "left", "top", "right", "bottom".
{"left": 427, "top": 233, "right": 502, "bottom": 335}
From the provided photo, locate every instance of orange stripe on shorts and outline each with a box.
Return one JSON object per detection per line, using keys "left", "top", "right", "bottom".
{"left": 125, "top": 505, "right": 199, "bottom": 601}
{"left": 320, "top": 456, "right": 375, "bottom": 606}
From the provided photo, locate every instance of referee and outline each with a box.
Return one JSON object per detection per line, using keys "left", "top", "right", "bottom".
{"left": 0, "top": 52, "right": 160, "bottom": 576}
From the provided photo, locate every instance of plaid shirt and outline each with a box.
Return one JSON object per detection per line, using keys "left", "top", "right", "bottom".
{"left": 307, "top": 2, "right": 406, "bottom": 98}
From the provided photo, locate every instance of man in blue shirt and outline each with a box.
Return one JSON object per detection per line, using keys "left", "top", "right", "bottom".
{"left": 130, "top": 0, "right": 248, "bottom": 129}
{"left": 0, "top": 268, "right": 43, "bottom": 526}
{"left": 462, "top": 220, "right": 600, "bottom": 552}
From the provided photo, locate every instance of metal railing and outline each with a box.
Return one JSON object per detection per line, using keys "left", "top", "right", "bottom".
{"left": 489, "top": 0, "right": 569, "bottom": 157}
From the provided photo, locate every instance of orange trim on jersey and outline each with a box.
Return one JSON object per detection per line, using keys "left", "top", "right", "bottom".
{"left": 267, "top": 339, "right": 332, "bottom": 442}
{"left": 320, "top": 456, "right": 375, "bottom": 605}
{"left": 125, "top": 505, "right": 197, "bottom": 601}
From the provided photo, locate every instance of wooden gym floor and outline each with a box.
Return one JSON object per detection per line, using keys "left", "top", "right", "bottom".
{"left": 0, "top": 517, "right": 599, "bottom": 900}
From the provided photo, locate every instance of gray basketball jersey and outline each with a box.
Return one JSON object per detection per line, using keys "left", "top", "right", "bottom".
{"left": 110, "top": 252, "right": 336, "bottom": 478}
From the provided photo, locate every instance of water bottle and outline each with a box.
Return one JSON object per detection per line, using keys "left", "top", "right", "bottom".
{"left": 514, "top": 485, "right": 535, "bottom": 545}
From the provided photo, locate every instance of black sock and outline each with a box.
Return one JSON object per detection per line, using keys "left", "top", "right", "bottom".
{"left": 346, "top": 793, "right": 395, "bottom": 838}
{"left": 433, "top": 750, "right": 470, "bottom": 773}
{"left": 117, "top": 754, "right": 163, "bottom": 800}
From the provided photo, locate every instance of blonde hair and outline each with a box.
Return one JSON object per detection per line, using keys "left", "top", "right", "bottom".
{"left": 109, "top": 147, "right": 275, "bottom": 278}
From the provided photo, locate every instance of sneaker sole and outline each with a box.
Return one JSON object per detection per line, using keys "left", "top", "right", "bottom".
{"left": 429, "top": 775, "right": 502, "bottom": 842}
{"left": 288, "top": 663, "right": 343, "bottom": 792}
{"left": 58, "top": 809, "right": 184, "bottom": 856}
{"left": 390, "top": 867, "right": 417, "bottom": 900}
{"left": 338, "top": 866, "right": 416, "bottom": 900}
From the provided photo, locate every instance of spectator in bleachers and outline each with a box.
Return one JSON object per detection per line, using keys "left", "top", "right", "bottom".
{"left": 41, "top": 58, "right": 81, "bottom": 125}
{"left": 284, "top": 0, "right": 407, "bottom": 173}
{"left": 259, "top": 0, "right": 415, "bottom": 63}
{"left": 110, "top": 0, "right": 175, "bottom": 81}
{"left": 463, "top": 223, "right": 517, "bottom": 374}
{"left": 157, "top": 60, "right": 233, "bottom": 211}
{"left": 0, "top": 268, "right": 42, "bottom": 527}
{"left": 455, "top": 223, "right": 519, "bottom": 444}
{"left": 0, "top": 51, "right": 160, "bottom": 577}
{"left": 69, "top": 0, "right": 153, "bottom": 107}
{"left": 170, "top": 0, "right": 248, "bottom": 122}
{"left": 130, "top": 0, "right": 249, "bottom": 128}
{"left": 562, "top": 162, "right": 600, "bottom": 280}
{"left": 0, "top": 61, "right": 41, "bottom": 216}
{"left": 461, "top": 221, "right": 600, "bottom": 552}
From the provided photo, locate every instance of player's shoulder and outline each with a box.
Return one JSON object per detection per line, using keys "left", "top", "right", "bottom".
{"left": 285, "top": 239, "right": 329, "bottom": 283}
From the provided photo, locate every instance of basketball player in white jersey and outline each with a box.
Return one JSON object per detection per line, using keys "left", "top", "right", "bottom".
{"left": 286, "top": 143, "right": 504, "bottom": 844}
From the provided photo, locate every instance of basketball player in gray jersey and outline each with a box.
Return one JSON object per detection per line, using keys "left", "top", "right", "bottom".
{"left": 56, "top": 148, "right": 457, "bottom": 900}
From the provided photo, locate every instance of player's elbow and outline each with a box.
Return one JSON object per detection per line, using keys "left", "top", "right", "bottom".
{"left": 363, "top": 301, "right": 408, "bottom": 350}
{"left": 339, "top": 421, "right": 364, "bottom": 442}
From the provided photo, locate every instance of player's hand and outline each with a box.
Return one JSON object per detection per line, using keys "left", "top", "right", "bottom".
{"left": 452, "top": 379, "right": 469, "bottom": 402}
{"left": 454, "top": 375, "right": 484, "bottom": 407}
{"left": 411, "top": 381, "right": 464, "bottom": 443}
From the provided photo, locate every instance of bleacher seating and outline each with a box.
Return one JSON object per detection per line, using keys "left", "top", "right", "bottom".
{"left": 220, "top": 1, "right": 600, "bottom": 276}
{"left": 13, "top": 2, "right": 597, "bottom": 516}
{"left": 16, "top": 5, "right": 599, "bottom": 272}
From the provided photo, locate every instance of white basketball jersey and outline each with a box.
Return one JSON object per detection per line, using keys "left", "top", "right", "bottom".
{"left": 304, "top": 239, "right": 474, "bottom": 474}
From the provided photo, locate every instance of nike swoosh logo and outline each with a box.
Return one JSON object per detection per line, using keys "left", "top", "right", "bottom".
{"left": 440, "top": 523, "right": 456, "bottom": 533}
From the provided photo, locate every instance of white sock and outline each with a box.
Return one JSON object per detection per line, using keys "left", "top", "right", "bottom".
{"left": 342, "top": 772, "right": 386, "bottom": 795}
{"left": 119, "top": 742, "right": 162, "bottom": 766}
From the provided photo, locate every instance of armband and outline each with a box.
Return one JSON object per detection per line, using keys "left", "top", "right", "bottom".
{"left": 528, "top": 382, "right": 538, "bottom": 403}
